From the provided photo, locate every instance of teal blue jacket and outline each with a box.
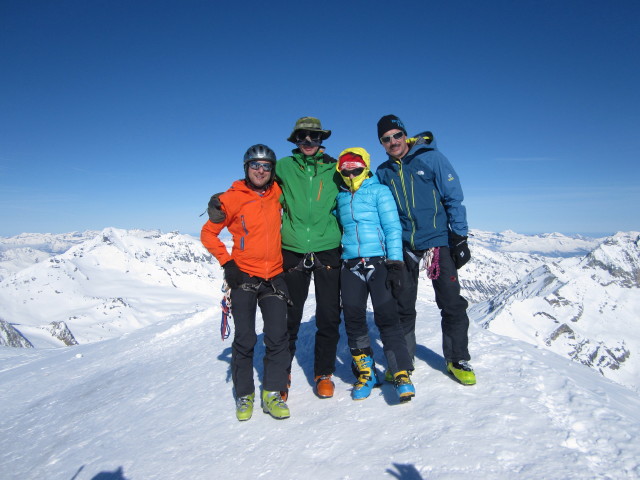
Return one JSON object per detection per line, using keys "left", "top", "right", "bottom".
{"left": 376, "top": 134, "right": 468, "bottom": 250}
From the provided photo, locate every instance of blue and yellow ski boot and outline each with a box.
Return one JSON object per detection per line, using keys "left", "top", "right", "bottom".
{"left": 351, "top": 348, "right": 381, "bottom": 400}
{"left": 393, "top": 371, "right": 415, "bottom": 403}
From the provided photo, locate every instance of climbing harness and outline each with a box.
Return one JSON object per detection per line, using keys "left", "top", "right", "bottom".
{"left": 220, "top": 276, "right": 292, "bottom": 341}
{"left": 289, "top": 252, "right": 329, "bottom": 272}
{"left": 344, "top": 256, "right": 384, "bottom": 283}
{"left": 241, "top": 279, "right": 294, "bottom": 306}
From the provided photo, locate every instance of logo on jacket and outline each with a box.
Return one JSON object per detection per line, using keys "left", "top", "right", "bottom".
{"left": 447, "top": 173, "right": 455, "bottom": 181}
{"left": 416, "top": 170, "right": 424, "bottom": 176}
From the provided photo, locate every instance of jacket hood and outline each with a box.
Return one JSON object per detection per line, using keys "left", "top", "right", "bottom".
{"left": 406, "top": 131, "right": 438, "bottom": 156}
{"left": 337, "top": 147, "right": 371, "bottom": 192}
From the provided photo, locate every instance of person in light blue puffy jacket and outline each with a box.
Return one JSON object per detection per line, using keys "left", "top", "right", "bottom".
{"left": 335, "top": 147, "right": 415, "bottom": 403}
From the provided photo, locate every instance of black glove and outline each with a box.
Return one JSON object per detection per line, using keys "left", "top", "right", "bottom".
{"left": 207, "top": 192, "right": 226, "bottom": 223}
{"left": 385, "top": 260, "right": 405, "bottom": 298}
{"left": 222, "top": 260, "right": 243, "bottom": 289}
{"left": 449, "top": 233, "right": 471, "bottom": 269}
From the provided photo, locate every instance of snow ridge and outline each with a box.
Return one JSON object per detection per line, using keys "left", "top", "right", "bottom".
{"left": 469, "top": 231, "right": 640, "bottom": 391}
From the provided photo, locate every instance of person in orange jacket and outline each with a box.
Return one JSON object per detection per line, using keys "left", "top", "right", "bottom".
{"left": 201, "top": 144, "right": 291, "bottom": 422}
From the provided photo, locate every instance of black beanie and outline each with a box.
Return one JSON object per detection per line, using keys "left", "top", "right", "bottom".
{"left": 377, "top": 115, "right": 407, "bottom": 140}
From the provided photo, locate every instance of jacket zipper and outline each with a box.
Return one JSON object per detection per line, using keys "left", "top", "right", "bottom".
{"left": 261, "top": 197, "right": 268, "bottom": 276}
{"left": 307, "top": 164, "right": 314, "bottom": 248}
{"left": 432, "top": 189, "right": 438, "bottom": 229}
{"left": 240, "top": 215, "right": 248, "bottom": 251}
{"left": 410, "top": 174, "right": 415, "bottom": 207}
{"left": 377, "top": 226, "right": 386, "bottom": 257}
{"left": 390, "top": 179, "right": 404, "bottom": 213}
{"left": 397, "top": 161, "right": 417, "bottom": 249}
{"left": 350, "top": 191, "right": 361, "bottom": 258}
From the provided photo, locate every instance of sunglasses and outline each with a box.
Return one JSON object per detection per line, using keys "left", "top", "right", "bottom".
{"left": 295, "top": 130, "right": 323, "bottom": 143}
{"left": 380, "top": 131, "right": 405, "bottom": 144}
{"left": 248, "top": 161, "right": 273, "bottom": 172}
{"left": 340, "top": 167, "right": 365, "bottom": 177}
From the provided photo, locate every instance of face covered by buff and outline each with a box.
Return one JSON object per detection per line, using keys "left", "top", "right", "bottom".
{"left": 337, "top": 147, "right": 371, "bottom": 192}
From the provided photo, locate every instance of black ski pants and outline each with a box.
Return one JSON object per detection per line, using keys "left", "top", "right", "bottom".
{"left": 282, "top": 248, "right": 342, "bottom": 377}
{"left": 399, "top": 246, "right": 470, "bottom": 363}
{"left": 230, "top": 274, "right": 290, "bottom": 397}
{"left": 340, "top": 258, "right": 413, "bottom": 375}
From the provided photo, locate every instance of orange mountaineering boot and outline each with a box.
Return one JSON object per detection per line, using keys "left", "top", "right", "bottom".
{"left": 314, "top": 374, "right": 335, "bottom": 398}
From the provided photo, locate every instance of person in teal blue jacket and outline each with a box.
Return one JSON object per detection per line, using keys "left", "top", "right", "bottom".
{"left": 335, "top": 147, "right": 415, "bottom": 403}
{"left": 375, "top": 114, "right": 476, "bottom": 386}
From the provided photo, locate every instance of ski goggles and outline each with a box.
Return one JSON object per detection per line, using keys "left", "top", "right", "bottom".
{"left": 380, "top": 131, "right": 405, "bottom": 144}
{"left": 295, "top": 130, "right": 323, "bottom": 143}
{"left": 340, "top": 167, "right": 365, "bottom": 177}
{"left": 247, "top": 161, "right": 273, "bottom": 172}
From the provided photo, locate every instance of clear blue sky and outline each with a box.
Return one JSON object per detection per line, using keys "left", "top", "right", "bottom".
{"left": 1, "top": 0, "right": 639, "bottom": 237}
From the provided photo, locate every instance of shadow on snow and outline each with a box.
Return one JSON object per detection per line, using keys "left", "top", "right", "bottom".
{"left": 71, "top": 465, "right": 129, "bottom": 480}
{"left": 215, "top": 309, "right": 445, "bottom": 405}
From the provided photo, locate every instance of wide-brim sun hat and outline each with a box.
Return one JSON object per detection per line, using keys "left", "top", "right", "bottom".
{"left": 287, "top": 116, "right": 332, "bottom": 143}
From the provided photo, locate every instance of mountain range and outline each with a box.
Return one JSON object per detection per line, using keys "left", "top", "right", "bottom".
{"left": 1, "top": 228, "right": 638, "bottom": 392}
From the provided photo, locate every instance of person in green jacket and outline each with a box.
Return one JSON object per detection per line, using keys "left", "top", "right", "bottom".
{"left": 276, "top": 116, "right": 343, "bottom": 399}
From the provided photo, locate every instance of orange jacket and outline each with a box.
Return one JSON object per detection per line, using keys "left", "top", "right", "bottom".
{"left": 201, "top": 180, "right": 283, "bottom": 279}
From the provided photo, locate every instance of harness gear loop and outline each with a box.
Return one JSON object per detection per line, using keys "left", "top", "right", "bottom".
{"left": 220, "top": 281, "right": 232, "bottom": 340}
{"left": 422, "top": 247, "right": 440, "bottom": 280}
{"left": 404, "top": 246, "right": 441, "bottom": 280}
{"left": 290, "top": 252, "right": 327, "bottom": 272}
{"left": 302, "top": 252, "right": 316, "bottom": 269}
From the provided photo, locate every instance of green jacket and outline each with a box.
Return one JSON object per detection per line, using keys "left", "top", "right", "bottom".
{"left": 276, "top": 149, "right": 342, "bottom": 253}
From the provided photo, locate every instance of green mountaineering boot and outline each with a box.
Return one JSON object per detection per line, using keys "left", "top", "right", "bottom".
{"left": 235, "top": 393, "right": 255, "bottom": 421}
{"left": 447, "top": 360, "right": 476, "bottom": 385}
{"left": 261, "top": 390, "right": 290, "bottom": 419}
